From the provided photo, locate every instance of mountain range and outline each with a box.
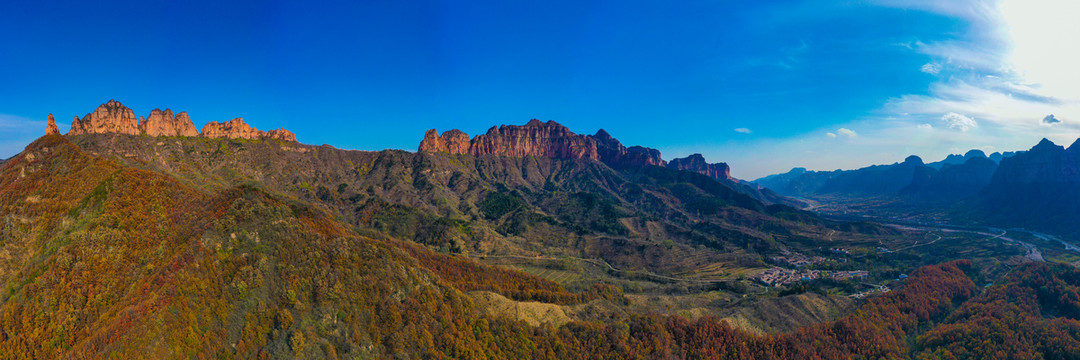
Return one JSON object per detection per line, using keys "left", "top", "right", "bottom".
{"left": 4, "top": 99, "right": 1080, "bottom": 359}
{"left": 756, "top": 138, "right": 1080, "bottom": 238}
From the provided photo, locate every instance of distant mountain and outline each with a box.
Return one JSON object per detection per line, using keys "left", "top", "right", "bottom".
{"left": 756, "top": 149, "right": 1015, "bottom": 201}
{"left": 959, "top": 138, "right": 1080, "bottom": 237}
{"left": 926, "top": 149, "right": 992, "bottom": 169}
{"left": 901, "top": 156, "right": 998, "bottom": 200}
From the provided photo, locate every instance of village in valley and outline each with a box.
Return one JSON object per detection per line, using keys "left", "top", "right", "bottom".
{"left": 752, "top": 249, "right": 872, "bottom": 288}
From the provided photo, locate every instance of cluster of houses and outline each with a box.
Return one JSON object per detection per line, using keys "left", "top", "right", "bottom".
{"left": 754, "top": 267, "right": 870, "bottom": 287}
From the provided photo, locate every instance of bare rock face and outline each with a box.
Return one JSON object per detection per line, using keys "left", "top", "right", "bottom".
{"left": 68, "top": 99, "right": 140, "bottom": 135}
{"left": 667, "top": 154, "right": 732, "bottom": 181}
{"left": 469, "top": 119, "right": 599, "bottom": 159}
{"left": 419, "top": 120, "right": 670, "bottom": 168}
{"left": 45, "top": 114, "right": 60, "bottom": 136}
{"left": 141, "top": 109, "right": 199, "bottom": 137}
{"left": 265, "top": 128, "right": 298, "bottom": 142}
{"left": 201, "top": 118, "right": 263, "bottom": 139}
{"left": 589, "top": 129, "right": 666, "bottom": 167}
{"left": 419, "top": 129, "right": 470, "bottom": 154}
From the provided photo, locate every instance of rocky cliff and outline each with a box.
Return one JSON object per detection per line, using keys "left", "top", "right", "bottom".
{"left": 140, "top": 109, "right": 199, "bottom": 137}
{"left": 590, "top": 129, "right": 665, "bottom": 167}
{"left": 55, "top": 100, "right": 298, "bottom": 142}
{"left": 265, "top": 128, "right": 298, "bottom": 142}
{"left": 201, "top": 118, "right": 264, "bottom": 139}
{"left": 667, "top": 154, "right": 731, "bottom": 181}
{"left": 419, "top": 129, "right": 471, "bottom": 154}
{"left": 469, "top": 120, "right": 600, "bottom": 159}
{"left": 418, "top": 120, "right": 666, "bottom": 167}
{"left": 69, "top": 99, "right": 141, "bottom": 135}
{"left": 45, "top": 114, "right": 60, "bottom": 136}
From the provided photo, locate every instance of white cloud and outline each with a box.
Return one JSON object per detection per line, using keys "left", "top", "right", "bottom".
{"left": 836, "top": 128, "right": 857, "bottom": 138}
{"left": 826, "top": 132, "right": 837, "bottom": 138}
{"left": 941, "top": 112, "right": 978, "bottom": 131}
{"left": 918, "top": 123, "right": 934, "bottom": 130}
{"left": 920, "top": 62, "right": 941, "bottom": 75}
{"left": 734, "top": 127, "right": 752, "bottom": 134}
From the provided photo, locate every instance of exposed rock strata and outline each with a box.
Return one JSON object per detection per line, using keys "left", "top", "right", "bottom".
{"left": 418, "top": 120, "right": 664, "bottom": 167}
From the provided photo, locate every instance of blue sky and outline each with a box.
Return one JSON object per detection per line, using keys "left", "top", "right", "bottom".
{"left": 2, "top": 0, "right": 1077, "bottom": 178}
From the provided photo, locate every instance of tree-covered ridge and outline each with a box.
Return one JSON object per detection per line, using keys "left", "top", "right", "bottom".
{"left": 915, "top": 262, "right": 1080, "bottom": 359}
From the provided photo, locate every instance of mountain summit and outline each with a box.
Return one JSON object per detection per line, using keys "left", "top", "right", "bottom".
{"left": 51, "top": 99, "right": 298, "bottom": 142}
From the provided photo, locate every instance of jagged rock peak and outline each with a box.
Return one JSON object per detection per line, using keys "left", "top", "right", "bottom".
{"left": 201, "top": 118, "right": 263, "bottom": 139}
{"left": 1031, "top": 138, "right": 1063, "bottom": 152}
{"left": 470, "top": 119, "right": 599, "bottom": 159}
{"left": 45, "top": 114, "right": 60, "bottom": 135}
{"left": 419, "top": 128, "right": 471, "bottom": 154}
{"left": 141, "top": 108, "right": 199, "bottom": 137}
{"left": 668, "top": 153, "right": 732, "bottom": 181}
{"left": 418, "top": 120, "right": 665, "bottom": 167}
{"left": 265, "top": 128, "right": 298, "bottom": 142}
{"left": 59, "top": 99, "right": 299, "bottom": 141}
{"left": 68, "top": 99, "right": 139, "bottom": 136}
{"left": 588, "top": 129, "right": 665, "bottom": 167}
{"left": 200, "top": 118, "right": 298, "bottom": 142}
{"left": 593, "top": 129, "right": 613, "bottom": 140}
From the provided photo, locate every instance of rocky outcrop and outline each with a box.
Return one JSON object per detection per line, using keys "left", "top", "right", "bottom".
{"left": 469, "top": 120, "right": 599, "bottom": 159}
{"left": 201, "top": 118, "right": 297, "bottom": 142}
{"left": 57, "top": 100, "right": 298, "bottom": 142}
{"left": 419, "top": 120, "right": 667, "bottom": 167}
{"left": 589, "top": 129, "right": 665, "bottom": 167}
{"left": 265, "top": 128, "right": 297, "bottom": 142}
{"left": 45, "top": 114, "right": 60, "bottom": 136}
{"left": 140, "top": 109, "right": 199, "bottom": 137}
{"left": 667, "top": 154, "right": 731, "bottom": 181}
{"left": 201, "top": 118, "right": 263, "bottom": 139}
{"left": 419, "top": 129, "right": 471, "bottom": 154}
{"left": 69, "top": 99, "right": 140, "bottom": 136}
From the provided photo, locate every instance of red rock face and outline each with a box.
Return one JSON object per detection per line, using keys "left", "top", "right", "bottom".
{"left": 141, "top": 109, "right": 199, "bottom": 137}
{"left": 69, "top": 99, "right": 140, "bottom": 135}
{"left": 667, "top": 154, "right": 732, "bottom": 181}
{"left": 265, "top": 128, "right": 298, "bottom": 142}
{"left": 59, "top": 99, "right": 299, "bottom": 142}
{"left": 469, "top": 119, "right": 600, "bottom": 159}
{"left": 419, "top": 129, "right": 471, "bottom": 154}
{"left": 201, "top": 118, "right": 263, "bottom": 139}
{"left": 201, "top": 119, "right": 299, "bottom": 142}
{"left": 45, "top": 114, "right": 60, "bottom": 136}
{"left": 418, "top": 120, "right": 668, "bottom": 168}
